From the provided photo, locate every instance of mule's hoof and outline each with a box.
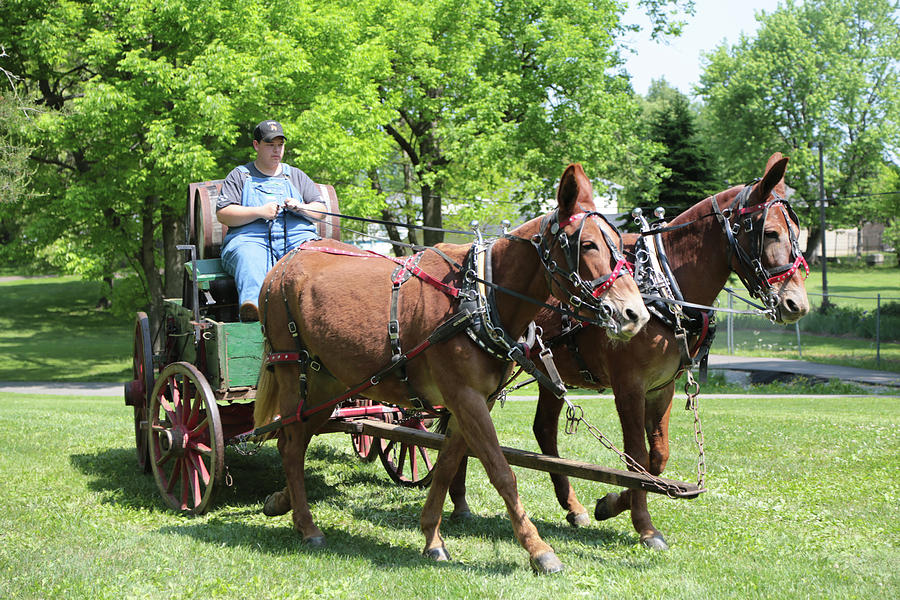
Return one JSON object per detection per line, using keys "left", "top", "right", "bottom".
{"left": 304, "top": 535, "right": 327, "bottom": 548}
{"left": 262, "top": 492, "right": 291, "bottom": 517}
{"left": 566, "top": 511, "right": 591, "bottom": 528}
{"left": 530, "top": 551, "right": 564, "bottom": 575}
{"left": 640, "top": 532, "right": 669, "bottom": 551}
{"left": 423, "top": 545, "right": 451, "bottom": 562}
{"left": 594, "top": 492, "right": 618, "bottom": 521}
{"left": 449, "top": 509, "right": 473, "bottom": 521}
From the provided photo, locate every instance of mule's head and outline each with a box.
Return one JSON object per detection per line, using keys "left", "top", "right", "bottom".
{"left": 542, "top": 164, "right": 649, "bottom": 341}
{"left": 728, "top": 153, "right": 810, "bottom": 324}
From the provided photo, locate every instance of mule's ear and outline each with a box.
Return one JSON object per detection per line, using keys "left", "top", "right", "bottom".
{"left": 754, "top": 154, "right": 789, "bottom": 205}
{"left": 557, "top": 163, "right": 593, "bottom": 219}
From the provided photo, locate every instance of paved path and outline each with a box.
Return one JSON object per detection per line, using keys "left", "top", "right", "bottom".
{"left": 0, "top": 355, "right": 897, "bottom": 396}
{"left": 0, "top": 381, "right": 124, "bottom": 396}
{"left": 707, "top": 354, "right": 900, "bottom": 388}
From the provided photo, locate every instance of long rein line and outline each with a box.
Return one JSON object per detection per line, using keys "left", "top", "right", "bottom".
{"left": 299, "top": 208, "right": 620, "bottom": 329}
{"left": 304, "top": 206, "right": 763, "bottom": 320}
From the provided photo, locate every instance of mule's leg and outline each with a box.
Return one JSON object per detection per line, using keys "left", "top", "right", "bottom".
{"left": 444, "top": 387, "right": 563, "bottom": 574}
{"left": 447, "top": 455, "right": 472, "bottom": 520}
{"left": 595, "top": 385, "right": 673, "bottom": 550}
{"left": 273, "top": 367, "right": 334, "bottom": 546}
{"left": 533, "top": 386, "right": 590, "bottom": 527}
{"left": 421, "top": 430, "right": 471, "bottom": 561}
{"left": 630, "top": 386, "right": 674, "bottom": 550}
{"left": 595, "top": 383, "right": 664, "bottom": 548}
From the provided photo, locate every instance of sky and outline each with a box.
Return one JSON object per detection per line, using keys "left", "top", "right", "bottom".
{"left": 621, "top": 0, "right": 783, "bottom": 97}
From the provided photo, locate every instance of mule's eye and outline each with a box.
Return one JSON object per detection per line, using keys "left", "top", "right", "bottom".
{"left": 764, "top": 230, "right": 780, "bottom": 241}
{"left": 581, "top": 240, "right": 599, "bottom": 251}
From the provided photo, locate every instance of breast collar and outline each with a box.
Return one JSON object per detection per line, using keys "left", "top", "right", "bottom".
{"left": 458, "top": 238, "right": 567, "bottom": 398}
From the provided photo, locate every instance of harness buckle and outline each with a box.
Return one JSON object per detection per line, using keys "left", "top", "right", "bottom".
{"left": 288, "top": 321, "right": 298, "bottom": 335}
{"left": 752, "top": 258, "right": 766, "bottom": 280}
{"left": 388, "top": 319, "right": 400, "bottom": 340}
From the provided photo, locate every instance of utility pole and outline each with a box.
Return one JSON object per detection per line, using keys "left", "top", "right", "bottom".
{"left": 811, "top": 141, "right": 831, "bottom": 310}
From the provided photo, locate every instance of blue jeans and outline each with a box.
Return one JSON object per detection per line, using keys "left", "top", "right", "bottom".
{"left": 221, "top": 231, "right": 315, "bottom": 312}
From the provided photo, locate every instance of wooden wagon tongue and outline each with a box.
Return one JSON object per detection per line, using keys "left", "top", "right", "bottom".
{"left": 325, "top": 417, "right": 704, "bottom": 499}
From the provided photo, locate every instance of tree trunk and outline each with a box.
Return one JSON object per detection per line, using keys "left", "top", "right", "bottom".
{"left": 421, "top": 182, "right": 443, "bottom": 246}
{"left": 804, "top": 225, "right": 824, "bottom": 264}
{"left": 162, "top": 202, "right": 184, "bottom": 299}
{"left": 140, "top": 196, "right": 165, "bottom": 343}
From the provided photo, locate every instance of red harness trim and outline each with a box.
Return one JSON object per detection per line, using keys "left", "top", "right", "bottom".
{"left": 266, "top": 352, "right": 303, "bottom": 365}
{"left": 298, "top": 241, "right": 383, "bottom": 259}
{"left": 690, "top": 311, "right": 710, "bottom": 356}
{"left": 299, "top": 242, "right": 460, "bottom": 298}
{"left": 767, "top": 254, "right": 810, "bottom": 285}
{"left": 591, "top": 259, "right": 634, "bottom": 297}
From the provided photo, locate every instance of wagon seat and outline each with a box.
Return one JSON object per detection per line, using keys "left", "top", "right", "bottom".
{"left": 183, "top": 180, "right": 342, "bottom": 322}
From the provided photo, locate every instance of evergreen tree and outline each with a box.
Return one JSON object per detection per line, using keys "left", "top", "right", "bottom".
{"left": 624, "top": 80, "right": 718, "bottom": 221}
{"left": 650, "top": 93, "right": 718, "bottom": 213}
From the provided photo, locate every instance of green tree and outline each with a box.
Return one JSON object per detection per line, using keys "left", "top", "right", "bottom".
{"left": 0, "top": 46, "right": 38, "bottom": 268}
{"left": 356, "top": 0, "right": 696, "bottom": 246}
{"left": 1, "top": 0, "right": 694, "bottom": 320}
{"left": 624, "top": 79, "right": 718, "bottom": 218}
{"left": 1, "top": 0, "right": 392, "bottom": 320}
{"left": 697, "top": 0, "right": 900, "bottom": 261}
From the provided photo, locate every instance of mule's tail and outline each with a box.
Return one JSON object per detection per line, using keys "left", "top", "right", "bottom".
{"left": 253, "top": 339, "right": 279, "bottom": 431}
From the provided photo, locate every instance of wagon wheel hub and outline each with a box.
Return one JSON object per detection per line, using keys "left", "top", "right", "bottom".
{"left": 158, "top": 427, "right": 189, "bottom": 458}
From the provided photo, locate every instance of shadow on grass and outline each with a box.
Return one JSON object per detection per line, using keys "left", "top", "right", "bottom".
{"left": 0, "top": 280, "right": 132, "bottom": 382}
{"left": 69, "top": 444, "right": 364, "bottom": 512}
{"left": 160, "top": 518, "right": 523, "bottom": 575}
{"left": 71, "top": 441, "right": 639, "bottom": 572}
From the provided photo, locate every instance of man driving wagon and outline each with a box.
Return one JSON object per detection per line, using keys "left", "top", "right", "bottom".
{"left": 216, "top": 119, "right": 328, "bottom": 322}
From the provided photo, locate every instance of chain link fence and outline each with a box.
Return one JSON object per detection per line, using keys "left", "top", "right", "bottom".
{"left": 715, "top": 289, "right": 900, "bottom": 370}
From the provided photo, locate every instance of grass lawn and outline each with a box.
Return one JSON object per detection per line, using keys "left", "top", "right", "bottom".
{"left": 0, "top": 276, "right": 132, "bottom": 382}
{"left": 0, "top": 392, "right": 896, "bottom": 599}
{"left": 714, "top": 262, "right": 900, "bottom": 373}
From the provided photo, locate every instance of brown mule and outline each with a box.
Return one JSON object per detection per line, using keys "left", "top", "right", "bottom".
{"left": 253, "top": 164, "right": 649, "bottom": 573}
{"left": 447, "top": 152, "right": 810, "bottom": 550}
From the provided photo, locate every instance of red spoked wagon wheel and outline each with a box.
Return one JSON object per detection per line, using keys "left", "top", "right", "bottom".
{"left": 148, "top": 362, "right": 224, "bottom": 514}
{"left": 124, "top": 312, "right": 154, "bottom": 473}
{"left": 377, "top": 411, "right": 439, "bottom": 488}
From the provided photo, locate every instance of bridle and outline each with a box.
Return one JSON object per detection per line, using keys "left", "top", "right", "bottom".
{"left": 712, "top": 181, "right": 809, "bottom": 316}
{"left": 527, "top": 209, "right": 634, "bottom": 322}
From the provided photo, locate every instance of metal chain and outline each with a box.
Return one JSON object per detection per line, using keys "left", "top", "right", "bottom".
{"left": 562, "top": 373, "right": 707, "bottom": 497}
{"left": 230, "top": 432, "right": 264, "bottom": 456}
{"left": 683, "top": 370, "right": 706, "bottom": 489}
{"left": 564, "top": 398, "right": 683, "bottom": 497}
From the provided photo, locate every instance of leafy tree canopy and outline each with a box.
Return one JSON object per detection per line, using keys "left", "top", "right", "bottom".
{"left": 622, "top": 79, "right": 718, "bottom": 221}
{"left": 1, "top": 0, "right": 692, "bottom": 314}
{"left": 697, "top": 0, "right": 900, "bottom": 257}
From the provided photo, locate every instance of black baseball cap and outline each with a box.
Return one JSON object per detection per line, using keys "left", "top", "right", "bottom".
{"left": 253, "top": 120, "right": 286, "bottom": 142}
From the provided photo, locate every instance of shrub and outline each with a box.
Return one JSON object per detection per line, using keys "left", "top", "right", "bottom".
{"left": 799, "top": 303, "right": 900, "bottom": 341}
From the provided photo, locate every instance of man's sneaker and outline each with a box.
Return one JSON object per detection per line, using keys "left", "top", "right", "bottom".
{"left": 239, "top": 302, "right": 259, "bottom": 322}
